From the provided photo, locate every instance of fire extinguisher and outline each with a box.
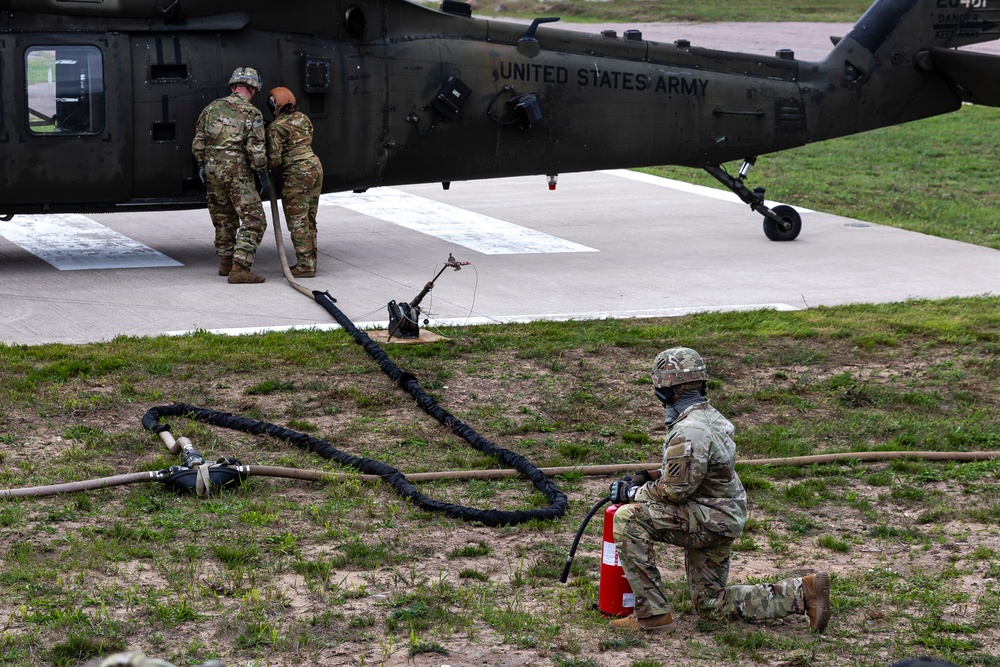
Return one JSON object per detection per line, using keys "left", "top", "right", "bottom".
{"left": 558, "top": 496, "right": 635, "bottom": 617}
{"left": 598, "top": 503, "right": 635, "bottom": 616}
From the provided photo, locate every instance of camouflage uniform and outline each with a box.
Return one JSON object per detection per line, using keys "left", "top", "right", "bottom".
{"left": 81, "top": 652, "right": 220, "bottom": 667}
{"left": 614, "top": 400, "right": 810, "bottom": 623}
{"left": 267, "top": 109, "right": 323, "bottom": 273}
{"left": 192, "top": 92, "right": 268, "bottom": 268}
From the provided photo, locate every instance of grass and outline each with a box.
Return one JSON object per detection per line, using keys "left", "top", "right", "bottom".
{"left": 463, "top": 0, "right": 875, "bottom": 23}
{"left": 2, "top": 297, "right": 1000, "bottom": 665}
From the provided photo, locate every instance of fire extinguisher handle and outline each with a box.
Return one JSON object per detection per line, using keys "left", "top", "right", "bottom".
{"left": 559, "top": 495, "right": 612, "bottom": 583}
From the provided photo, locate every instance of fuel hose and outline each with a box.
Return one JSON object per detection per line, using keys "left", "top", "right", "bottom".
{"left": 149, "top": 191, "right": 566, "bottom": 527}
{"left": 141, "top": 403, "right": 568, "bottom": 527}
{"left": 0, "top": 190, "right": 565, "bottom": 525}
{"left": 5, "top": 452, "right": 999, "bottom": 499}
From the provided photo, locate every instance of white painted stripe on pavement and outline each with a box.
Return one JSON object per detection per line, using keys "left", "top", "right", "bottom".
{"left": 601, "top": 169, "right": 813, "bottom": 213}
{"left": 0, "top": 214, "right": 182, "bottom": 270}
{"left": 165, "top": 303, "right": 799, "bottom": 337}
{"left": 320, "top": 188, "right": 597, "bottom": 255}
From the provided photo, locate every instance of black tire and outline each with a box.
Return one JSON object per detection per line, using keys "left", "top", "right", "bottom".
{"left": 762, "top": 204, "right": 802, "bottom": 241}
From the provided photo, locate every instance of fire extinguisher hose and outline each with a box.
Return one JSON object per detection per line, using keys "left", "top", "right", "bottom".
{"left": 559, "top": 494, "right": 611, "bottom": 583}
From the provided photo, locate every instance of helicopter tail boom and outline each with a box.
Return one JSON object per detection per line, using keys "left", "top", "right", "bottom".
{"left": 925, "top": 48, "right": 1000, "bottom": 107}
{"left": 803, "top": 0, "right": 1000, "bottom": 140}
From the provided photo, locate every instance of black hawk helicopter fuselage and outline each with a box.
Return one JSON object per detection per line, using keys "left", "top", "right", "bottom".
{"left": 2, "top": 0, "right": 999, "bottom": 240}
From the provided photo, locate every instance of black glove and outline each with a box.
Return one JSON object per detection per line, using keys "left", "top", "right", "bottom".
{"left": 256, "top": 168, "right": 272, "bottom": 201}
{"left": 609, "top": 478, "right": 635, "bottom": 504}
{"left": 631, "top": 469, "right": 654, "bottom": 486}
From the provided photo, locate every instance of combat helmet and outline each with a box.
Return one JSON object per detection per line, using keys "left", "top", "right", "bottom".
{"left": 651, "top": 347, "right": 709, "bottom": 388}
{"left": 229, "top": 66, "right": 261, "bottom": 91}
{"left": 267, "top": 87, "right": 297, "bottom": 116}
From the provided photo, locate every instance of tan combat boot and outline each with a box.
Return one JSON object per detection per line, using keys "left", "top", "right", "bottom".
{"left": 218, "top": 257, "right": 233, "bottom": 276}
{"left": 227, "top": 262, "right": 265, "bottom": 284}
{"left": 609, "top": 612, "right": 676, "bottom": 633}
{"left": 802, "top": 572, "right": 831, "bottom": 633}
{"left": 292, "top": 250, "right": 317, "bottom": 278}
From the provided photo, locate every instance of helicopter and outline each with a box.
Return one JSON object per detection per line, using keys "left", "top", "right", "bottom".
{"left": 1, "top": 0, "right": 998, "bottom": 241}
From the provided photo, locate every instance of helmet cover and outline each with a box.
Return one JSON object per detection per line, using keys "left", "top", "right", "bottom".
{"left": 651, "top": 347, "right": 709, "bottom": 388}
{"left": 228, "top": 67, "right": 261, "bottom": 91}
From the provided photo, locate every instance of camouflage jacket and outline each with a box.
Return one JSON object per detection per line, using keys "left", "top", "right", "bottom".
{"left": 634, "top": 401, "right": 747, "bottom": 537}
{"left": 267, "top": 109, "right": 318, "bottom": 170}
{"left": 191, "top": 93, "right": 267, "bottom": 170}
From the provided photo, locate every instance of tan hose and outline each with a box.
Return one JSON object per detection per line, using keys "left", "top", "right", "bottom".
{"left": 159, "top": 431, "right": 183, "bottom": 455}
{"left": 0, "top": 472, "right": 158, "bottom": 499}
{"left": 268, "top": 189, "right": 313, "bottom": 298}
{"left": 736, "top": 450, "right": 1000, "bottom": 466}
{"left": 241, "top": 450, "right": 1000, "bottom": 484}
{"left": 5, "top": 451, "right": 998, "bottom": 500}
{"left": 158, "top": 430, "right": 199, "bottom": 459}
{"left": 238, "top": 463, "right": 652, "bottom": 484}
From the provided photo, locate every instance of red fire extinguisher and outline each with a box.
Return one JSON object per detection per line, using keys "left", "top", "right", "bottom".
{"left": 598, "top": 503, "right": 635, "bottom": 617}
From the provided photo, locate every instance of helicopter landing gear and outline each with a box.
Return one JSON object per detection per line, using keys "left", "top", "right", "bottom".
{"left": 704, "top": 159, "right": 801, "bottom": 242}
{"left": 762, "top": 204, "right": 802, "bottom": 241}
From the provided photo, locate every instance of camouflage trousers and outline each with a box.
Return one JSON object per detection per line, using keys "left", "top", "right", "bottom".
{"left": 613, "top": 502, "right": 806, "bottom": 621}
{"left": 718, "top": 577, "right": 807, "bottom": 621}
{"left": 279, "top": 157, "right": 322, "bottom": 272}
{"left": 205, "top": 160, "right": 267, "bottom": 268}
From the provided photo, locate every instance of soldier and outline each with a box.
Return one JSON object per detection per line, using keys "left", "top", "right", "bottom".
{"left": 266, "top": 86, "right": 324, "bottom": 278}
{"left": 192, "top": 66, "right": 272, "bottom": 284}
{"left": 608, "top": 347, "right": 831, "bottom": 633}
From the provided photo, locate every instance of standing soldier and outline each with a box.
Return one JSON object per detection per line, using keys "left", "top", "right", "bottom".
{"left": 192, "top": 66, "right": 272, "bottom": 284}
{"left": 608, "top": 347, "right": 832, "bottom": 633}
{"left": 265, "top": 86, "right": 324, "bottom": 278}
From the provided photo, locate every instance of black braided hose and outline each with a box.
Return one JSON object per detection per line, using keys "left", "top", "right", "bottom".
{"left": 141, "top": 402, "right": 566, "bottom": 527}
{"left": 141, "top": 290, "right": 568, "bottom": 526}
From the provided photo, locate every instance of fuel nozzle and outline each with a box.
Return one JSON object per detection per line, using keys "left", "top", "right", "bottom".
{"left": 547, "top": 174, "right": 557, "bottom": 190}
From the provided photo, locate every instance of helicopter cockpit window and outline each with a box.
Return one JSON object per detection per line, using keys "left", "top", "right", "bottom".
{"left": 25, "top": 46, "right": 106, "bottom": 135}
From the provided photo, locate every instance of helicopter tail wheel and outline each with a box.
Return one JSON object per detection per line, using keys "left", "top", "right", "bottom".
{"left": 762, "top": 204, "right": 802, "bottom": 241}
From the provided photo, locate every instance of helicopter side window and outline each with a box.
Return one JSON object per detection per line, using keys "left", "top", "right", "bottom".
{"left": 25, "top": 46, "right": 106, "bottom": 135}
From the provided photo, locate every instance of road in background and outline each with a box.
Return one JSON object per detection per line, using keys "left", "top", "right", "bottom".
{"left": 505, "top": 20, "right": 1000, "bottom": 60}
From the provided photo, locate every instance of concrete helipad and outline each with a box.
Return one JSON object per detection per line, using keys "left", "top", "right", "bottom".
{"left": 2, "top": 168, "right": 999, "bottom": 346}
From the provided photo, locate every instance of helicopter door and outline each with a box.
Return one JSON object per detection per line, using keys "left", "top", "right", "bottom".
{"left": 4, "top": 34, "right": 131, "bottom": 208}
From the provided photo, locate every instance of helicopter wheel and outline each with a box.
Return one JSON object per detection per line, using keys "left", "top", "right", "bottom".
{"left": 762, "top": 205, "right": 801, "bottom": 241}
